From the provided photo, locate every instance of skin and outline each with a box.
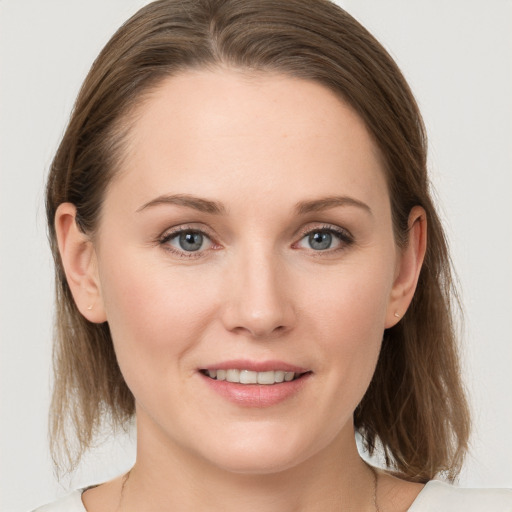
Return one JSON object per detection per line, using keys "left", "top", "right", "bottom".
{"left": 56, "top": 69, "right": 426, "bottom": 511}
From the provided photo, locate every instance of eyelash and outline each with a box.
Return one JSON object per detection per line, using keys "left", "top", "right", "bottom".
{"left": 157, "top": 224, "right": 354, "bottom": 259}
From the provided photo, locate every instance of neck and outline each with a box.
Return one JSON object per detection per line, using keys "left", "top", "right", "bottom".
{"left": 122, "top": 415, "right": 377, "bottom": 512}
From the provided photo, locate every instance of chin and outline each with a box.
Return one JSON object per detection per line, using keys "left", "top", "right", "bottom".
{"left": 194, "top": 426, "right": 322, "bottom": 475}
{"left": 209, "top": 449, "right": 307, "bottom": 475}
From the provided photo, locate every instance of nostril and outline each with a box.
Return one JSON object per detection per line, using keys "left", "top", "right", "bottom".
{"left": 231, "top": 323, "right": 289, "bottom": 339}
{"left": 219, "top": 276, "right": 296, "bottom": 338}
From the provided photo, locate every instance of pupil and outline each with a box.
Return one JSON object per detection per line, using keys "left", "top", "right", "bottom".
{"left": 179, "top": 232, "right": 203, "bottom": 251}
{"left": 309, "top": 231, "right": 332, "bottom": 250}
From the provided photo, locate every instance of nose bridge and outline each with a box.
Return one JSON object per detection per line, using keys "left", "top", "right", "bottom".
{"left": 222, "top": 241, "right": 294, "bottom": 338}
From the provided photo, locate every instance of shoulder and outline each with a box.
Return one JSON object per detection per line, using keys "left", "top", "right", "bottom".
{"left": 31, "top": 489, "right": 86, "bottom": 512}
{"left": 409, "top": 480, "right": 512, "bottom": 511}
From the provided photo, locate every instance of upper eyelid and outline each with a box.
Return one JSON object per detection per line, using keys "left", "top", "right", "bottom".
{"left": 159, "top": 223, "right": 215, "bottom": 240}
{"left": 296, "top": 223, "right": 353, "bottom": 239}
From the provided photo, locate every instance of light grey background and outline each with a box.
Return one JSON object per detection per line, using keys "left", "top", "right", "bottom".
{"left": 1, "top": 1, "right": 511, "bottom": 510}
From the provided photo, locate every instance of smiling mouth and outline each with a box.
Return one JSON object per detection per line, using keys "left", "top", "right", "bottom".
{"left": 200, "top": 369, "right": 309, "bottom": 385}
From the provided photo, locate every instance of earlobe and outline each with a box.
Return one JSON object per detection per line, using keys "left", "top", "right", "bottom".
{"left": 385, "top": 206, "right": 427, "bottom": 328}
{"left": 55, "top": 203, "right": 107, "bottom": 323}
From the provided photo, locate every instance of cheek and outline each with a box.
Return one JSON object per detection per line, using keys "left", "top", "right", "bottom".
{"left": 304, "top": 259, "right": 393, "bottom": 344}
{"left": 97, "top": 251, "right": 220, "bottom": 380}
{"left": 302, "top": 260, "right": 393, "bottom": 398}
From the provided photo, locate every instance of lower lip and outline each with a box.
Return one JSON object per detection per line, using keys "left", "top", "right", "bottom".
{"left": 200, "top": 372, "right": 311, "bottom": 407}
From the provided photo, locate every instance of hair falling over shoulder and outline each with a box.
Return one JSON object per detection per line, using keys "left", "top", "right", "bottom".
{"left": 46, "top": 0, "right": 470, "bottom": 481}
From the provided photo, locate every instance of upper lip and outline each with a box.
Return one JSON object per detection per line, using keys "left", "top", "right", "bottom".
{"left": 200, "top": 359, "right": 309, "bottom": 373}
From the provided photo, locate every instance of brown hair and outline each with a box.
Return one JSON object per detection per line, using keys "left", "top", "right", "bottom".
{"left": 46, "top": 0, "right": 470, "bottom": 481}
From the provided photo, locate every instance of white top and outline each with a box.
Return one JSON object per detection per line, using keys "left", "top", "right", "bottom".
{"left": 32, "top": 480, "right": 512, "bottom": 511}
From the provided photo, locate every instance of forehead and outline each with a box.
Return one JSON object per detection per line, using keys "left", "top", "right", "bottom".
{"left": 111, "top": 69, "right": 388, "bottom": 215}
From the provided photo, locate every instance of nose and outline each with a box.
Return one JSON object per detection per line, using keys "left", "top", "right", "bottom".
{"left": 220, "top": 247, "right": 296, "bottom": 339}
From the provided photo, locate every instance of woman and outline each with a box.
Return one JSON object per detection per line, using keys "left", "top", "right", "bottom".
{"left": 34, "top": 0, "right": 511, "bottom": 510}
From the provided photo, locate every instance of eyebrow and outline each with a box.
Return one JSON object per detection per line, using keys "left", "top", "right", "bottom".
{"left": 294, "top": 196, "right": 373, "bottom": 216}
{"left": 137, "top": 193, "right": 372, "bottom": 216}
{"left": 137, "top": 194, "right": 226, "bottom": 215}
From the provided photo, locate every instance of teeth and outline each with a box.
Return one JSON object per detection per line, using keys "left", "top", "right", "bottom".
{"left": 274, "top": 371, "right": 285, "bottom": 383}
{"left": 240, "top": 370, "right": 257, "bottom": 384}
{"left": 204, "top": 369, "right": 302, "bottom": 385}
{"left": 257, "top": 371, "right": 275, "bottom": 385}
{"left": 226, "top": 369, "right": 240, "bottom": 383}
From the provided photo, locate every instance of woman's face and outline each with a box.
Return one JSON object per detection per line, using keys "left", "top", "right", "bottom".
{"left": 92, "top": 70, "right": 403, "bottom": 473}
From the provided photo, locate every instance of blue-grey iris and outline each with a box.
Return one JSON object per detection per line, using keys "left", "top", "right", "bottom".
{"left": 309, "top": 231, "right": 332, "bottom": 250}
{"left": 179, "top": 232, "right": 203, "bottom": 251}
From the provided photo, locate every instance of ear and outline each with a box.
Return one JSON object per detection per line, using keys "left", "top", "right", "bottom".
{"left": 385, "top": 206, "right": 427, "bottom": 328}
{"left": 55, "top": 203, "right": 107, "bottom": 323}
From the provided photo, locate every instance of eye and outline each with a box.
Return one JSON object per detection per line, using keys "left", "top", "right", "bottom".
{"left": 160, "top": 229, "right": 213, "bottom": 255}
{"left": 296, "top": 226, "right": 353, "bottom": 252}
